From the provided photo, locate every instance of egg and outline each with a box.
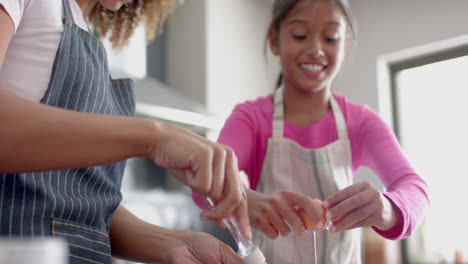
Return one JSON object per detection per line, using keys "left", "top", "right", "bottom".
{"left": 296, "top": 198, "right": 326, "bottom": 231}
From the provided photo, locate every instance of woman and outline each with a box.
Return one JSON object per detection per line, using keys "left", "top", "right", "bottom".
{"left": 0, "top": 0, "right": 249, "bottom": 263}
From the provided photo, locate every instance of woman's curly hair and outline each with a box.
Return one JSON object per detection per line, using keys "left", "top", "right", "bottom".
{"left": 87, "top": 0, "right": 175, "bottom": 49}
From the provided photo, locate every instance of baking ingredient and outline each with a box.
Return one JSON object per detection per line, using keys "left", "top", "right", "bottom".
{"left": 296, "top": 198, "right": 326, "bottom": 231}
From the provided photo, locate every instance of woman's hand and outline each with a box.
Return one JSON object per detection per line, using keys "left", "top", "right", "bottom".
{"left": 146, "top": 122, "right": 250, "bottom": 239}
{"left": 167, "top": 231, "right": 243, "bottom": 264}
{"left": 246, "top": 189, "right": 324, "bottom": 239}
{"left": 110, "top": 206, "right": 242, "bottom": 264}
{"left": 323, "top": 181, "right": 401, "bottom": 233}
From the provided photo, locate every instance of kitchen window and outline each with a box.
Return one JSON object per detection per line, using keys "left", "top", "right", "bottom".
{"left": 380, "top": 36, "right": 468, "bottom": 264}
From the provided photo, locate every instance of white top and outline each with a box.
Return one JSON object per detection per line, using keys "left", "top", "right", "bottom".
{"left": 0, "top": 0, "right": 88, "bottom": 102}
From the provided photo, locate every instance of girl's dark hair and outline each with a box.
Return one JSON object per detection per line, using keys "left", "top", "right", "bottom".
{"left": 265, "top": 0, "right": 357, "bottom": 88}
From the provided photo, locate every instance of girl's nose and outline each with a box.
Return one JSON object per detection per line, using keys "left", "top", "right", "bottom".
{"left": 306, "top": 38, "right": 325, "bottom": 58}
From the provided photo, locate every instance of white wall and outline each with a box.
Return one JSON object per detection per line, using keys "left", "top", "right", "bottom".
{"left": 167, "top": 0, "right": 278, "bottom": 119}
{"left": 336, "top": 0, "right": 468, "bottom": 109}
{"left": 167, "top": 0, "right": 208, "bottom": 105}
{"left": 205, "top": 0, "right": 278, "bottom": 117}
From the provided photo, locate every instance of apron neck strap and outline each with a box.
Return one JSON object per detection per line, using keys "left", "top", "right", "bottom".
{"left": 272, "top": 86, "right": 349, "bottom": 140}
{"left": 272, "top": 87, "right": 285, "bottom": 138}
{"left": 329, "top": 93, "right": 348, "bottom": 139}
{"left": 62, "top": 0, "right": 76, "bottom": 22}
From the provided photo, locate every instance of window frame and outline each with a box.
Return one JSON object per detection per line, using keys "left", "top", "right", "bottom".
{"left": 376, "top": 34, "right": 468, "bottom": 264}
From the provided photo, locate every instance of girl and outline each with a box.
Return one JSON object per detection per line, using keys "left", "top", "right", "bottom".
{"left": 198, "top": 0, "right": 430, "bottom": 263}
{"left": 0, "top": 0, "right": 249, "bottom": 263}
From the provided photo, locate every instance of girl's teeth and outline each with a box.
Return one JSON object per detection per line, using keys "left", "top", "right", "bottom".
{"left": 301, "top": 64, "right": 324, "bottom": 72}
{"left": 114, "top": 2, "right": 123, "bottom": 10}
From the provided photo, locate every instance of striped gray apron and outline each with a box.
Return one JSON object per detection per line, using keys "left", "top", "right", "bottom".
{"left": 253, "top": 86, "right": 361, "bottom": 264}
{"left": 0, "top": 1, "right": 135, "bottom": 263}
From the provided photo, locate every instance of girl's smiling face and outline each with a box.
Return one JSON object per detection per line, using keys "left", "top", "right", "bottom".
{"left": 270, "top": 0, "right": 348, "bottom": 94}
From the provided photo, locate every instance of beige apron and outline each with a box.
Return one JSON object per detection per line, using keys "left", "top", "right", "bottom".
{"left": 253, "top": 87, "right": 361, "bottom": 264}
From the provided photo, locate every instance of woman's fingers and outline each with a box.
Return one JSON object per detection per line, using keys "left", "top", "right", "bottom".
{"left": 235, "top": 196, "right": 252, "bottom": 239}
{"left": 202, "top": 150, "right": 241, "bottom": 219}
{"left": 157, "top": 127, "right": 249, "bottom": 236}
{"left": 170, "top": 140, "right": 213, "bottom": 196}
{"left": 185, "top": 158, "right": 211, "bottom": 196}
{"left": 207, "top": 145, "right": 226, "bottom": 201}
{"left": 201, "top": 147, "right": 251, "bottom": 239}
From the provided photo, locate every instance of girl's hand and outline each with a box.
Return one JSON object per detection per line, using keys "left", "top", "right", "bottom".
{"left": 147, "top": 122, "right": 250, "bottom": 239}
{"left": 246, "top": 189, "right": 324, "bottom": 239}
{"left": 323, "top": 182, "right": 400, "bottom": 233}
{"left": 168, "top": 231, "right": 243, "bottom": 264}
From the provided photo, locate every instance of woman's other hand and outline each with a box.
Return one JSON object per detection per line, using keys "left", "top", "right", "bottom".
{"left": 167, "top": 231, "right": 243, "bottom": 264}
{"left": 110, "top": 205, "right": 243, "bottom": 264}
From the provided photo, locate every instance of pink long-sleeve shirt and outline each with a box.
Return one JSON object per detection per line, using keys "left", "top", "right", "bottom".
{"left": 196, "top": 93, "right": 429, "bottom": 240}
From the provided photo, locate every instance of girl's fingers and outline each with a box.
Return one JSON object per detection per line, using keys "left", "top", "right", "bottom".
{"left": 285, "top": 192, "right": 323, "bottom": 231}
{"left": 324, "top": 182, "right": 371, "bottom": 209}
{"left": 258, "top": 218, "right": 280, "bottom": 239}
{"left": 279, "top": 201, "right": 305, "bottom": 236}
{"left": 347, "top": 214, "right": 377, "bottom": 230}
{"left": 324, "top": 182, "right": 379, "bottom": 221}
{"left": 328, "top": 202, "right": 375, "bottom": 233}
{"left": 326, "top": 189, "right": 371, "bottom": 221}
{"left": 266, "top": 207, "right": 291, "bottom": 237}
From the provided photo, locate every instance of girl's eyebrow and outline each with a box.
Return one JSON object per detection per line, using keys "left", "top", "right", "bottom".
{"left": 287, "top": 19, "right": 342, "bottom": 27}
{"left": 327, "top": 21, "right": 342, "bottom": 27}
{"left": 287, "top": 19, "right": 307, "bottom": 25}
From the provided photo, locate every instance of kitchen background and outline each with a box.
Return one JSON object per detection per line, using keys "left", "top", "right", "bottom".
{"left": 106, "top": 0, "right": 468, "bottom": 263}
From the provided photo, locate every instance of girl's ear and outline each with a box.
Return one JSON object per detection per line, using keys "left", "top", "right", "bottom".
{"left": 268, "top": 30, "right": 280, "bottom": 56}
{"left": 342, "top": 34, "right": 350, "bottom": 61}
{"left": 344, "top": 34, "right": 350, "bottom": 52}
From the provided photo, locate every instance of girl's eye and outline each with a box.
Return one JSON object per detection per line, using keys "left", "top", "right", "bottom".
{"left": 325, "top": 37, "right": 340, "bottom": 43}
{"left": 292, "top": 34, "right": 306, "bottom": 40}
